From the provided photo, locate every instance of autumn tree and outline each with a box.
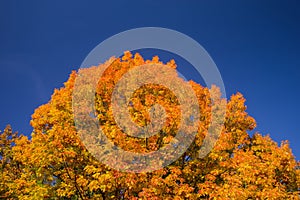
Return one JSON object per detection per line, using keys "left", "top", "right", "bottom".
{"left": 0, "top": 52, "right": 299, "bottom": 199}
{"left": 0, "top": 125, "right": 20, "bottom": 199}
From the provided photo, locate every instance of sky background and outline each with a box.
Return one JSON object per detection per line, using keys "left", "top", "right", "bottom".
{"left": 0, "top": 1, "right": 299, "bottom": 159}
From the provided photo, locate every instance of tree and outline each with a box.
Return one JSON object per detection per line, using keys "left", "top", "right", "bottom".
{"left": 0, "top": 125, "right": 20, "bottom": 199}
{"left": 1, "top": 52, "right": 299, "bottom": 199}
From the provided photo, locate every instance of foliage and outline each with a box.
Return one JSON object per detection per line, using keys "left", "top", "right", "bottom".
{"left": 1, "top": 52, "right": 299, "bottom": 199}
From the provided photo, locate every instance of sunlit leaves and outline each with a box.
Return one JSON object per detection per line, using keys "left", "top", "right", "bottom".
{"left": 0, "top": 52, "right": 299, "bottom": 199}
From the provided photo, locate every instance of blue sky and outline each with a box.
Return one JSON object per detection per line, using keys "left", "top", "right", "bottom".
{"left": 0, "top": 1, "right": 299, "bottom": 159}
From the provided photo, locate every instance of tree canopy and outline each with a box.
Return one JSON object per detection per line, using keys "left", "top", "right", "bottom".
{"left": 1, "top": 52, "right": 299, "bottom": 199}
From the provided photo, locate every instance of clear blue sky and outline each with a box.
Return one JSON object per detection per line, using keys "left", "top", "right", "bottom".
{"left": 0, "top": 1, "right": 299, "bottom": 159}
